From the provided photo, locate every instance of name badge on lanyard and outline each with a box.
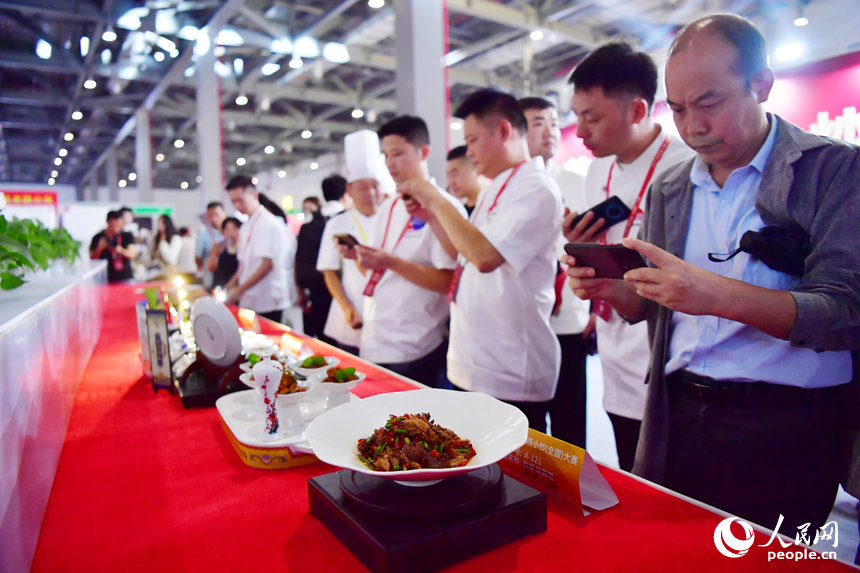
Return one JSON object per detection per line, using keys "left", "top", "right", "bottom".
{"left": 363, "top": 198, "right": 412, "bottom": 297}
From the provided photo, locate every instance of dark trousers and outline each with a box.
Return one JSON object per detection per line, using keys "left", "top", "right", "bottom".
{"left": 663, "top": 371, "right": 849, "bottom": 532}
{"left": 548, "top": 333, "right": 588, "bottom": 448}
{"left": 607, "top": 412, "right": 641, "bottom": 472}
{"left": 305, "top": 288, "right": 333, "bottom": 341}
{"left": 258, "top": 310, "right": 283, "bottom": 323}
{"left": 336, "top": 342, "right": 360, "bottom": 356}
{"left": 450, "top": 383, "right": 550, "bottom": 433}
{"left": 379, "top": 342, "right": 447, "bottom": 388}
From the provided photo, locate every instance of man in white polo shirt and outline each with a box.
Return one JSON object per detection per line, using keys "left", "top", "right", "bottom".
{"left": 563, "top": 42, "right": 694, "bottom": 470}
{"left": 315, "top": 130, "right": 383, "bottom": 355}
{"left": 402, "top": 90, "right": 563, "bottom": 431}
{"left": 225, "top": 175, "right": 290, "bottom": 323}
{"left": 349, "top": 116, "right": 466, "bottom": 387}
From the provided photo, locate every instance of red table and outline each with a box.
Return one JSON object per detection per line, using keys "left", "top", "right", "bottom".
{"left": 31, "top": 285, "right": 849, "bottom": 572}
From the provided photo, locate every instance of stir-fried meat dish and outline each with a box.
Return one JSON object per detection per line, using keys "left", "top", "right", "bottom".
{"left": 356, "top": 413, "right": 476, "bottom": 471}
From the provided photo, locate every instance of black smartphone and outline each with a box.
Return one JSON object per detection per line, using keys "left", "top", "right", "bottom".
{"left": 563, "top": 243, "right": 646, "bottom": 279}
{"left": 570, "top": 196, "right": 632, "bottom": 236}
{"left": 335, "top": 234, "right": 359, "bottom": 248}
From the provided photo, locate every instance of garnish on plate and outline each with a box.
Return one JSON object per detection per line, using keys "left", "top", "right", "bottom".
{"left": 322, "top": 366, "right": 357, "bottom": 383}
{"left": 300, "top": 355, "right": 327, "bottom": 369}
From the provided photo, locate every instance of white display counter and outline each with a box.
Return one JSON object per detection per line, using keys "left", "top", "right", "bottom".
{"left": 0, "top": 260, "right": 107, "bottom": 573}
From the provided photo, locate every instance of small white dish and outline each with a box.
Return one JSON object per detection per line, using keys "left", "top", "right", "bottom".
{"left": 287, "top": 355, "right": 340, "bottom": 378}
{"left": 305, "top": 389, "right": 528, "bottom": 483}
{"left": 308, "top": 371, "right": 366, "bottom": 409}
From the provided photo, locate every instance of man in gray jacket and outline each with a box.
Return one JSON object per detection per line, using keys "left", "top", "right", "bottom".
{"left": 564, "top": 14, "right": 859, "bottom": 534}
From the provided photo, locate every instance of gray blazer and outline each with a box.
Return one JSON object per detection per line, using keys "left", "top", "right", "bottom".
{"left": 629, "top": 114, "right": 860, "bottom": 484}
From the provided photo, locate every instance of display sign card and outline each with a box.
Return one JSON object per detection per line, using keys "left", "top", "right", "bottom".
{"left": 498, "top": 429, "right": 618, "bottom": 515}
{"left": 237, "top": 308, "right": 261, "bottom": 333}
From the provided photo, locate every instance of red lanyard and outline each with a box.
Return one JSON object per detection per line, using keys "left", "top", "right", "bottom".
{"left": 603, "top": 136, "right": 670, "bottom": 240}
{"left": 363, "top": 198, "right": 414, "bottom": 297}
{"left": 447, "top": 161, "right": 526, "bottom": 305}
{"left": 470, "top": 161, "right": 526, "bottom": 223}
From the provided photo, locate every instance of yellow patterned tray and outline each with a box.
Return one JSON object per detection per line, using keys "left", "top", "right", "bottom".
{"left": 220, "top": 419, "right": 319, "bottom": 469}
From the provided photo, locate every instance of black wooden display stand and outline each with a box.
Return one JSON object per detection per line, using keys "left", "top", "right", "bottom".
{"left": 308, "top": 464, "right": 547, "bottom": 573}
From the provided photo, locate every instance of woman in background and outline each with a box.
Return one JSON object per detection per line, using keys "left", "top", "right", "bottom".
{"left": 207, "top": 216, "right": 242, "bottom": 289}
{"left": 151, "top": 214, "right": 182, "bottom": 273}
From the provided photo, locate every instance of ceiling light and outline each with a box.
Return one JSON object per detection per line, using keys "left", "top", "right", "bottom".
{"left": 169, "top": 49, "right": 179, "bottom": 58}
{"left": 180, "top": 181, "right": 189, "bottom": 189}
{"left": 48, "top": 178, "right": 55, "bottom": 185}
{"left": 251, "top": 176, "right": 258, "bottom": 185}
{"left": 153, "top": 51, "right": 165, "bottom": 62}
{"left": 264, "top": 145, "right": 275, "bottom": 154}
{"left": 301, "top": 130, "right": 312, "bottom": 139}
{"left": 51, "top": 170, "right": 58, "bottom": 177}
{"left": 71, "top": 110, "right": 83, "bottom": 120}
{"left": 156, "top": 153, "right": 165, "bottom": 162}
{"left": 184, "top": 66, "right": 195, "bottom": 77}
{"left": 776, "top": 43, "right": 803, "bottom": 61}
{"left": 101, "top": 48, "right": 112, "bottom": 65}
{"left": 102, "top": 27, "right": 117, "bottom": 42}
{"left": 177, "top": 25, "right": 199, "bottom": 41}
{"left": 58, "top": 149, "right": 68, "bottom": 157}
{"left": 451, "top": 120, "right": 462, "bottom": 130}
{"left": 233, "top": 58, "right": 244, "bottom": 75}
{"left": 236, "top": 157, "right": 246, "bottom": 166}
{"left": 369, "top": 0, "right": 385, "bottom": 8}
{"left": 195, "top": 31, "right": 211, "bottom": 57}
{"left": 196, "top": 175, "right": 202, "bottom": 183}
{"left": 794, "top": 17, "right": 809, "bottom": 27}
{"left": 310, "top": 162, "right": 319, "bottom": 170}
{"left": 84, "top": 78, "right": 97, "bottom": 89}
{"left": 118, "top": 179, "right": 127, "bottom": 188}
{"left": 530, "top": 30, "right": 544, "bottom": 41}
{"left": 117, "top": 7, "right": 147, "bottom": 30}
{"left": 322, "top": 42, "right": 350, "bottom": 64}
{"left": 36, "top": 39, "right": 51, "bottom": 60}
{"left": 270, "top": 38, "right": 293, "bottom": 54}
{"left": 261, "top": 62, "right": 281, "bottom": 76}
{"left": 64, "top": 133, "right": 74, "bottom": 141}
{"left": 54, "top": 158, "right": 62, "bottom": 166}
{"left": 278, "top": 170, "right": 286, "bottom": 178}
{"left": 214, "top": 46, "right": 226, "bottom": 57}
{"left": 352, "top": 108, "right": 364, "bottom": 119}
{"left": 80, "top": 36, "right": 90, "bottom": 57}
{"left": 236, "top": 94, "right": 248, "bottom": 106}
{"left": 294, "top": 37, "right": 320, "bottom": 58}
{"left": 128, "top": 173, "right": 137, "bottom": 181}
{"left": 215, "top": 28, "right": 243, "bottom": 47}
{"left": 289, "top": 58, "right": 303, "bottom": 69}
{"left": 174, "top": 139, "right": 184, "bottom": 148}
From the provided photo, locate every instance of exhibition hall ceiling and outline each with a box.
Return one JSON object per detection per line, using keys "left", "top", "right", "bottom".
{"left": 0, "top": 0, "right": 856, "bottom": 187}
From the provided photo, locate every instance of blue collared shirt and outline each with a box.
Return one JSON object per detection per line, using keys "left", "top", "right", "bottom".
{"left": 665, "top": 119, "right": 852, "bottom": 387}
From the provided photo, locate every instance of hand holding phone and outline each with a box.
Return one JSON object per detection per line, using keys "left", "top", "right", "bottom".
{"left": 335, "top": 234, "right": 359, "bottom": 248}
{"left": 563, "top": 243, "right": 646, "bottom": 280}
{"left": 565, "top": 196, "right": 632, "bottom": 243}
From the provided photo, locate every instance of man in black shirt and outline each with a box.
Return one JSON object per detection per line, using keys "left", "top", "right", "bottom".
{"left": 90, "top": 210, "right": 138, "bottom": 282}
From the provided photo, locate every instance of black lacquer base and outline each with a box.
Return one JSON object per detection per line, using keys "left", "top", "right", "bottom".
{"left": 174, "top": 351, "right": 246, "bottom": 408}
{"left": 308, "top": 464, "right": 547, "bottom": 573}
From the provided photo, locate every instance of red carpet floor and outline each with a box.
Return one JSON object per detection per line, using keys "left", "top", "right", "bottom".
{"left": 30, "top": 284, "right": 850, "bottom": 572}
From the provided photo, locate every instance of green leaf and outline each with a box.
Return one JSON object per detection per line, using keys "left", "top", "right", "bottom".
{"left": 5, "top": 251, "right": 34, "bottom": 270}
{"left": 343, "top": 367, "right": 356, "bottom": 378}
{"left": 1, "top": 272, "right": 25, "bottom": 290}
{"left": 335, "top": 369, "right": 345, "bottom": 382}
{"left": 29, "top": 245, "right": 49, "bottom": 270}
{"left": 248, "top": 353, "right": 261, "bottom": 365}
{"left": 0, "top": 216, "right": 6, "bottom": 234}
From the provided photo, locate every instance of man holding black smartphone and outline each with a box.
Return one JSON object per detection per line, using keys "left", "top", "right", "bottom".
{"left": 562, "top": 42, "right": 693, "bottom": 471}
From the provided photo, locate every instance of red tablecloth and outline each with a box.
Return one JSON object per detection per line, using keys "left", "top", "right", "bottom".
{"left": 31, "top": 285, "right": 850, "bottom": 572}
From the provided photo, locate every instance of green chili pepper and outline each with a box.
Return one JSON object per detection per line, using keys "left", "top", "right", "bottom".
{"left": 404, "top": 437, "right": 410, "bottom": 444}
{"left": 421, "top": 441, "right": 429, "bottom": 450}
{"left": 455, "top": 448, "right": 470, "bottom": 453}
{"left": 359, "top": 456, "right": 373, "bottom": 465}
{"left": 376, "top": 442, "right": 386, "bottom": 453}
{"left": 392, "top": 466, "right": 403, "bottom": 471}
{"left": 393, "top": 429, "right": 408, "bottom": 435}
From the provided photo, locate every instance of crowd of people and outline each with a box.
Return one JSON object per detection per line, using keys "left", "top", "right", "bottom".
{"left": 89, "top": 14, "right": 860, "bottom": 540}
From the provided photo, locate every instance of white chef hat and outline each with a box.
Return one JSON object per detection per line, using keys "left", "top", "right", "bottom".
{"left": 344, "top": 129, "right": 383, "bottom": 183}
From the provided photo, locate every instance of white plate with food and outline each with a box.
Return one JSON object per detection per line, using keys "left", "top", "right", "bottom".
{"left": 305, "top": 389, "right": 528, "bottom": 484}
{"left": 287, "top": 355, "right": 340, "bottom": 377}
{"left": 308, "top": 368, "right": 366, "bottom": 408}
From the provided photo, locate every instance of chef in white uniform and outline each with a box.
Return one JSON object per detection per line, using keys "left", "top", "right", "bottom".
{"left": 400, "top": 90, "right": 563, "bottom": 431}
{"left": 315, "top": 130, "right": 383, "bottom": 354}
{"left": 349, "top": 115, "right": 466, "bottom": 387}
{"left": 562, "top": 42, "right": 694, "bottom": 470}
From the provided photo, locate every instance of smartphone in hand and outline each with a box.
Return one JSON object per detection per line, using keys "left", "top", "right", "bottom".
{"left": 335, "top": 234, "right": 359, "bottom": 248}
{"left": 563, "top": 243, "right": 646, "bottom": 279}
{"left": 570, "top": 196, "right": 632, "bottom": 236}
